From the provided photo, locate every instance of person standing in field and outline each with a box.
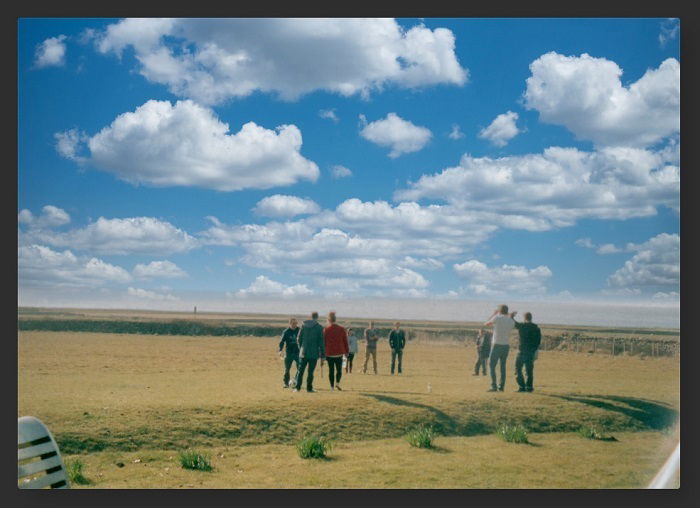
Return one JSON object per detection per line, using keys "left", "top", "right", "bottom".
{"left": 346, "top": 326, "right": 359, "bottom": 373}
{"left": 294, "top": 311, "right": 325, "bottom": 393}
{"left": 323, "top": 311, "right": 349, "bottom": 391}
{"left": 473, "top": 328, "right": 492, "bottom": 376}
{"left": 511, "top": 311, "right": 542, "bottom": 392}
{"left": 484, "top": 305, "right": 516, "bottom": 392}
{"left": 278, "top": 317, "right": 300, "bottom": 388}
{"left": 388, "top": 321, "right": 406, "bottom": 375}
{"left": 363, "top": 321, "right": 380, "bottom": 374}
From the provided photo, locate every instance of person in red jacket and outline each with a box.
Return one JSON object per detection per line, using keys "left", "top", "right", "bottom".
{"left": 323, "top": 311, "right": 349, "bottom": 391}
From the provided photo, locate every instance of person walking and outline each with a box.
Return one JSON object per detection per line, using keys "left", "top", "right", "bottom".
{"left": 294, "top": 311, "right": 325, "bottom": 393}
{"left": 388, "top": 321, "right": 406, "bottom": 375}
{"left": 363, "top": 321, "right": 380, "bottom": 374}
{"left": 512, "top": 311, "right": 542, "bottom": 392}
{"left": 323, "top": 311, "right": 349, "bottom": 391}
{"left": 473, "top": 328, "right": 492, "bottom": 376}
{"left": 278, "top": 317, "right": 300, "bottom": 388}
{"left": 346, "top": 326, "right": 359, "bottom": 373}
{"left": 484, "top": 305, "right": 516, "bottom": 392}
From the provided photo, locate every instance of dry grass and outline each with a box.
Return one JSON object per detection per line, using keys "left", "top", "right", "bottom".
{"left": 17, "top": 329, "right": 680, "bottom": 488}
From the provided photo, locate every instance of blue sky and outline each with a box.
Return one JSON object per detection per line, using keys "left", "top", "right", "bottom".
{"left": 18, "top": 18, "right": 680, "bottom": 316}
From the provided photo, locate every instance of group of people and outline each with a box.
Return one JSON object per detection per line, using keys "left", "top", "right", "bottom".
{"left": 276, "top": 304, "right": 541, "bottom": 394}
{"left": 476, "top": 304, "right": 542, "bottom": 392}
{"left": 277, "top": 312, "right": 407, "bottom": 393}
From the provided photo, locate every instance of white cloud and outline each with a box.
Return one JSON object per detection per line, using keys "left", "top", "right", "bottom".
{"left": 659, "top": 18, "right": 680, "bottom": 47}
{"left": 234, "top": 275, "right": 313, "bottom": 298}
{"left": 399, "top": 256, "right": 444, "bottom": 271}
{"left": 127, "top": 287, "right": 179, "bottom": 301}
{"left": 448, "top": 124, "right": 464, "bottom": 140}
{"left": 478, "top": 111, "right": 521, "bottom": 147}
{"left": 453, "top": 259, "right": 552, "bottom": 296}
{"left": 95, "top": 18, "right": 466, "bottom": 105}
{"left": 18, "top": 205, "right": 71, "bottom": 228}
{"left": 607, "top": 233, "right": 679, "bottom": 291}
{"left": 652, "top": 291, "right": 679, "bottom": 300}
{"left": 21, "top": 216, "right": 199, "bottom": 256}
{"left": 19, "top": 244, "right": 132, "bottom": 288}
{"left": 330, "top": 165, "right": 353, "bottom": 179}
{"left": 133, "top": 260, "right": 188, "bottom": 279}
{"left": 576, "top": 237, "right": 626, "bottom": 254}
{"left": 575, "top": 238, "right": 595, "bottom": 249}
{"left": 34, "top": 35, "right": 68, "bottom": 68}
{"left": 523, "top": 52, "right": 679, "bottom": 147}
{"left": 319, "top": 109, "right": 339, "bottom": 122}
{"left": 359, "top": 112, "right": 432, "bottom": 158}
{"left": 61, "top": 100, "right": 319, "bottom": 192}
{"left": 54, "top": 129, "right": 88, "bottom": 162}
{"left": 395, "top": 145, "right": 679, "bottom": 227}
{"left": 253, "top": 195, "right": 320, "bottom": 218}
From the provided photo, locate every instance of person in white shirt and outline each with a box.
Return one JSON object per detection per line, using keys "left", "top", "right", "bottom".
{"left": 484, "top": 304, "right": 516, "bottom": 392}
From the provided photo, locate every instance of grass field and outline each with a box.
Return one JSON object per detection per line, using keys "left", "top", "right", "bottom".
{"left": 17, "top": 312, "right": 680, "bottom": 489}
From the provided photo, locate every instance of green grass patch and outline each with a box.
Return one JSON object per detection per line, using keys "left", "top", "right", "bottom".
{"left": 405, "top": 424, "right": 434, "bottom": 448}
{"left": 497, "top": 423, "right": 529, "bottom": 444}
{"left": 578, "top": 425, "right": 618, "bottom": 441}
{"left": 64, "top": 457, "right": 90, "bottom": 485}
{"left": 178, "top": 449, "right": 213, "bottom": 471}
{"left": 296, "top": 435, "right": 332, "bottom": 459}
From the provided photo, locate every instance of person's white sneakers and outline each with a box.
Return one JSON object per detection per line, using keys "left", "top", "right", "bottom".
{"left": 292, "top": 388, "right": 299, "bottom": 392}
{"left": 330, "top": 386, "right": 334, "bottom": 391}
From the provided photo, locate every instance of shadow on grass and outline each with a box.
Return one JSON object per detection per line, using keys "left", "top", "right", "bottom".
{"left": 546, "top": 394, "right": 678, "bottom": 430}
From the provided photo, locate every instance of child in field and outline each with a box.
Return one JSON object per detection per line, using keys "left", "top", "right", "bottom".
{"left": 473, "top": 328, "right": 492, "bottom": 376}
{"left": 346, "top": 326, "right": 359, "bottom": 373}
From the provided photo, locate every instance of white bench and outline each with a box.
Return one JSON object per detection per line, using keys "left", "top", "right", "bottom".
{"left": 18, "top": 416, "right": 70, "bottom": 489}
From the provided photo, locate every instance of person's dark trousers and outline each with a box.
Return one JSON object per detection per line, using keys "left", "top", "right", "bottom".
{"left": 515, "top": 350, "right": 535, "bottom": 391}
{"left": 346, "top": 353, "right": 355, "bottom": 373}
{"left": 295, "top": 357, "right": 318, "bottom": 391}
{"left": 390, "top": 349, "right": 403, "bottom": 374}
{"left": 327, "top": 356, "right": 343, "bottom": 387}
{"left": 489, "top": 345, "right": 510, "bottom": 390}
{"left": 283, "top": 354, "right": 299, "bottom": 386}
{"left": 474, "top": 354, "right": 488, "bottom": 375}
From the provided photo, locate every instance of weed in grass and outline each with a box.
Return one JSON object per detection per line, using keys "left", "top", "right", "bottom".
{"left": 296, "top": 436, "right": 332, "bottom": 459}
{"left": 405, "top": 424, "right": 434, "bottom": 448}
{"left": 64, "top": 457, "right": 90, "bottom": 485}
{"left": 178, "top": 449, "right": 213, "bottom": 471}
{"left": 578, "top": 426, "right": 617, "bottom": 441}
{"left": 497, "top": 423, "right": 529, "bottom": 444}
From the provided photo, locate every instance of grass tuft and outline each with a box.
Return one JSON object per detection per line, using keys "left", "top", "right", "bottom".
{"left": 578, "top": 426, "right": 617, "bottom": 441}
{"left": 64, "top": 457, "right": 90, "bottom": 485}
{"left": 296, "top": 435, "right": 332, "bottom": 459}
{"left": 497, "top": 423, "right": 529, "bottom": 444}
{"left": 178, "top": 449, "right": 213, "bottom": 471}
{"left": 405, "top": 424, "right": 434, "bottom": 448}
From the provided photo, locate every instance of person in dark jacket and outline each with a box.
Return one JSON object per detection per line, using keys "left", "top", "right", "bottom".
{"left": 323, "top": 311, "right": 349, "bottom": 391}
{"left": 512, "top": 311, "right": 542, "bottom": 392}
{"left": 278, "top": 317, "right": 300, "bottom": 388}
{"left": 294, "top": 311, "right": 325, "bottom": 393}
{"left": 473, "top": 328, "right": 492, "bottom": 376}
{"left": 388, "top": 321, "right": 406, "bottom": 375}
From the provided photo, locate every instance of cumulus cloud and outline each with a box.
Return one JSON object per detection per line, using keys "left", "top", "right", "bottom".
{"left": 659, "top": 18, "right": 680, "bottom": 47}
{"left": 21, "top": 216, "right": 199, "bottom": 256}
{"left": 19, "top": 244, "right": 132, "bottom": 288}
{"left": 319, "top": 109, "right": 339, "bottom": 122}
{"left": 233, "top": 275, "right": 313, "bottom": 298}
{"left": 94, "top": 18, "right": 467, "bottom": 105}
{"left": 34, "top": 35, "right": 68, "bottom": 68}
{"left": 127, "top": 287, "right": 179, "bottom": 301}
{"left": 359, "top": 113, "right": 432, "bottom": 158}
{"left": 395, "top": 145, "right": 679, "bottom": 227}
{"left": 523, "top": 52, "right": 679, "bottom": 147}
{"left": 575, "top": 237, "right": 630, "bottom": 254}
{"left": 453, "top": 259, "right": 552, "bottom": 296}
{"left": 330, "top": 165, "right": 353, "bottom": 179}
{"left": 133, "top": 260, "right": 188, "bottom": 279}
{"left": 64, "top": 99, "right": 319, "bottom": 191}
{"left": 478, "top": 111, "right": 521, "bottom": 147}
{"left": 54, "top": 129, "right": 88, "bottom": 162}
{"left": 448, "top": 124, "right": 464, "bottom": 140}
{"left": 18, "top": 205, "right": 71, "bottom": 228}
{"left": 607, "top": 233, "right": 679, "bottom": 291}
{"left": 253, "top": 195, "right": 320, "bottom": 218}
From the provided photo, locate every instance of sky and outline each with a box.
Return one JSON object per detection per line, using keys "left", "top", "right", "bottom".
{"left": 17, "top": 18, "right": 681, "bottom": 324}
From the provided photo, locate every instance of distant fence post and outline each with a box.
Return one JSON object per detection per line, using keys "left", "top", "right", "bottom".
{"left": 611, "top": 338, "right": 615, "bottom": 356}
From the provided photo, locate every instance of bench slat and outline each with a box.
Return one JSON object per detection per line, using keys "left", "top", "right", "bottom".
{"left": 18, "top": 441, "right": 58, "bottom": 461}
{"left": 18, "top": 469, "right": 68, "bottom": 489}
{"left": 18, "top": 454, "right": 63, "bottom": 478}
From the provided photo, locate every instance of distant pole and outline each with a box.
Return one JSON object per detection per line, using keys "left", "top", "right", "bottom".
{"left": 194, "top": 305, "right": 197, "bottom": 316}
{"left": 612, "top": 339, "right": 615, "bottom": 356}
